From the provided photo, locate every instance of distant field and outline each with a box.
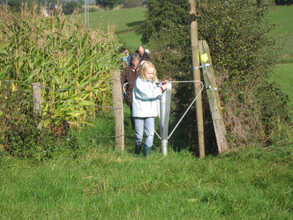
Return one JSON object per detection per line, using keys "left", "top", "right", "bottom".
{"left": 268, "top": 6, "right": 293, "bottom": 63}
{"left": 87, "top": 7, "right": 146, "bottom": 32}
{"left": 80, "top": 7, "right": 146, "bottom": 50}
{"left": 272, "top": 63, "right": 293, "bottom": 119}
{"left": 269, "top": 6, "right": 293, "bottom": 120}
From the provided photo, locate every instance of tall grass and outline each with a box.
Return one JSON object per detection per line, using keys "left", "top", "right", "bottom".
{"left": 0, "top": 140, "right": 292, "bottom": 219}
{"left": 0, "top": 5, "right": 121, "bottom": 129}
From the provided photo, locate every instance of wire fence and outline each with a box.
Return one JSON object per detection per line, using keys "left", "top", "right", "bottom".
{"left": 0, "top": 66, "right": 211, "bottom": 150}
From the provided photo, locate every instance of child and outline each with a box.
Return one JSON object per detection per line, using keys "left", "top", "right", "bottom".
{"left": 122, "top": 49, "right": 131, "bottom": 68}
{"left": 132, "top": 61, "right": 168, "bottom": 157}
{"left": 121, "top": 53, "right": 140, "bottom": 129}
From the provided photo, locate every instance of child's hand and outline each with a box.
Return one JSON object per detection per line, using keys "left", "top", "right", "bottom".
{"left": 162, "top": 84, "right": 168, "bottom": 90}
{"left": 162, "top": 80, "right": 169, "bottom": 85}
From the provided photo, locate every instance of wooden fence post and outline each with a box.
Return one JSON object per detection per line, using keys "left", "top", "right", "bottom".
{"left": 198, "top": 40, "right": 229, "bottom": 153}
{"left": 111, "top": 70, "right": 125, "bottom": 151}
{"left": 189, "top": 0, "right": 205, "bottom": 158}
{"left": 32, "top": 82, "right": 42, "bottom": 130}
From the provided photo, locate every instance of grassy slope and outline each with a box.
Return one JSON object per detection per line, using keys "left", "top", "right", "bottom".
{"left": 269, "top": 6, "right": 293, "bottom": 119}
{"left": 83, "top": 7, "right": 146, "bottom": 50}
{"left": 268, "top": 6, "right": 293, "bottom": 63}
{"left": 272, "top": 64, "right": 293, "bottom": 119}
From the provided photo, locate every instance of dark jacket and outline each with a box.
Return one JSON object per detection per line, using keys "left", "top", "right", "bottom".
{"left": 121, "top": 66, "right": 139, "bottom": 106}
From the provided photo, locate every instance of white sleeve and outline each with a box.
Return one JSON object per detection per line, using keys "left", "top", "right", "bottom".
{"left": 134, "top": 78, "right": 162, "bottom": 100}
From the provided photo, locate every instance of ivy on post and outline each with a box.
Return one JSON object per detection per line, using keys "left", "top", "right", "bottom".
{"left": 111, "top": 70, "right": 125, "bottom": 151}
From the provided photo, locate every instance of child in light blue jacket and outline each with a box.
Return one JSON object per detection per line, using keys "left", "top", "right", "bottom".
{"left": 132, "top": 61, "right": 168, "bottom": 157}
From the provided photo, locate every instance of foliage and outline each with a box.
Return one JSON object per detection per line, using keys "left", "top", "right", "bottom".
{"left": 124, "top": 0, "right": 143, "bottom": 8}
{"left": 0, "top": 5, "right": 121, "bottom": 130}
{"left": 0, "top": 82, "right": 71, "bottom": 160}
{"left": 95, "top": 0, "right": 123, "bottom": 8}
{"left": 140, "top": 0, "right": 290, "bottom": 150}
{"left": 0, "top": 0, "right": 35, "bottom": 12}
{"left": 275, "top": 0, "right": 293, "bottom": 5}
{"left": 62, "top": 1, "right": 81, "bottom": 15}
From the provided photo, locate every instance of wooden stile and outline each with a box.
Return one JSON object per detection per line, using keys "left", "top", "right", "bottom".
{"left": 198, "top": 40, "right": 229, "bottom": 153}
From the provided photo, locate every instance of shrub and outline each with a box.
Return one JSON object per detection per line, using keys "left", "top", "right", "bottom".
{"left": 140, "top": 0, "right": 290, "bottom": 151}
{"left": 0, "top": 82, "right": 57, "bottom": 160}
{"left": 62, "top": 1, "right": 81, "bottom": 15}
{"left": 275, "top": 0, "right": 293, "bottom": 5}
{"left": 95, "top": 0, "right": 123, "bottom": 9}
{"left": 124, "top": 0, "right": 143, "bottom": 8}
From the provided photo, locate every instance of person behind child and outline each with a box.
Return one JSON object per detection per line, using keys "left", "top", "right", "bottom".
{"left": 137, "top": 46, "right": 145, "bottom": 61}
{"left": 121, "top": 48, "right": 131, "bottom": 68}
{"left": 132, "top": 61, "right": 168, "bottom": 157}
{"left": 121, "top": 53, "right": 140, "bottom": 129}
{"left": 139, "top": 48, "right": 152, "bottom": 67}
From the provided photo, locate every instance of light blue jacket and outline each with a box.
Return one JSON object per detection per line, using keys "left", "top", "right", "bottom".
{"left": 132, "top": 76, "right": 162, "bottom": 118}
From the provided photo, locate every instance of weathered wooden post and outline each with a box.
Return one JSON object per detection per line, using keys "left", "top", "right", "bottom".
{"left": 32, "top": 82, "right": 42, "bottom": 116}
{"left": 111, "top": 70, "right": 125, "bottom": 151}
{"left": 198, "top": 40, "right": 229, "bottom": 153}
{"left": 189, "top": 0, "right": 205, "bottom": 158}
{"left": 32, "top": 82, "right": 42, "bottom": 130}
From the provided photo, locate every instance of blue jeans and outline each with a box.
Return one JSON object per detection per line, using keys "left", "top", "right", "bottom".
{"left": 134, "top": 117, "right": 155, "bottom": 150}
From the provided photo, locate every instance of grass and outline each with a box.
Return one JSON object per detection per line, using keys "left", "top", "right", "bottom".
{"left": 272, "top": 63, "right": 293, "bottom": 119}
{"left": 86, "top": 7, "right": 146, "bottom": 33}
{"left": 78, "top": 7, "right": 146, "bottom": 50}
{"left": 269, "top": 6, "right": 293, "bottom": 120}
{"left": 1, "top": 116, "right": 293, "bottom": 219}
{"left": 268, "top": 5, "right": 293, "bottom": 63}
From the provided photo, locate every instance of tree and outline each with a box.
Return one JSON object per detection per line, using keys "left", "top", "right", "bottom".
{"left": 63, "top": 1, "right": 81, "bottom": 14}
{"left": 124, "top": 0, "right": 143, "bottom": 8}
{"left": 95, "top": 0, "right": 123, "bottom": 8}
{"left": 275, "top": 0, "right": 293, "bottom": 5}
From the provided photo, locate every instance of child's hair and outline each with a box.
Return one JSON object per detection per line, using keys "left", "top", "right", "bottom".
{"left": 140, "top": 61, "right": 158, "bottom": 81}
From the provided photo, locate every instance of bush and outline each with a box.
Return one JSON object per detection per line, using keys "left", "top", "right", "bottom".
{"left": 275, "top": 0, "right": 293, "bottom": 5}
{"left": 0, "top": 82, "right": 57, "bottom": 160}
{"left": 140, "top": 0, "right": 290, "bottom": 151}
{"left": 124, "top": 0, "right": 144, "bottom": 8}
{"left": 62, "top": 1, "right": 81, "bottom": 15}
{"left": 95, "top": 0, "right": 123, "bottom": 9}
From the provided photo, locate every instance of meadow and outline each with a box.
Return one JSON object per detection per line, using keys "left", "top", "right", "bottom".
{"left": 0, "top": 123, "right": 292, "bottom": 219}
{"left": 78, "top": 7, "right": 146, "bottom": 50}
{"left": 0, "top": 5, "right": 293, "bottom": 220}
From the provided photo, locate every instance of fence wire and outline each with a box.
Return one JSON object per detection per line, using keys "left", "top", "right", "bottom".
{"left": 0, "top": 78, "right": 210, "bottom": 145}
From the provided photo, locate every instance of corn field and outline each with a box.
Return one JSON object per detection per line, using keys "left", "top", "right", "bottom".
{"left": 0, "top": 4, "right": 121, "bottom": 129}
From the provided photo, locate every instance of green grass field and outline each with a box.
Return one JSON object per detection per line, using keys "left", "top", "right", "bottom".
{"left": 272, "top": 63, "right": 293, "bottom": 119}
{"left": 80, "top": 7, "right": 146, "bottom": 50}
{"left": 269, "top": 6, "right": 293, "bottom": 120}
{"left": 1, "top": 118, "right": 293, "bottom": 219}
{"left": 268, "top": 6, "right": 293, "bottom": 63}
